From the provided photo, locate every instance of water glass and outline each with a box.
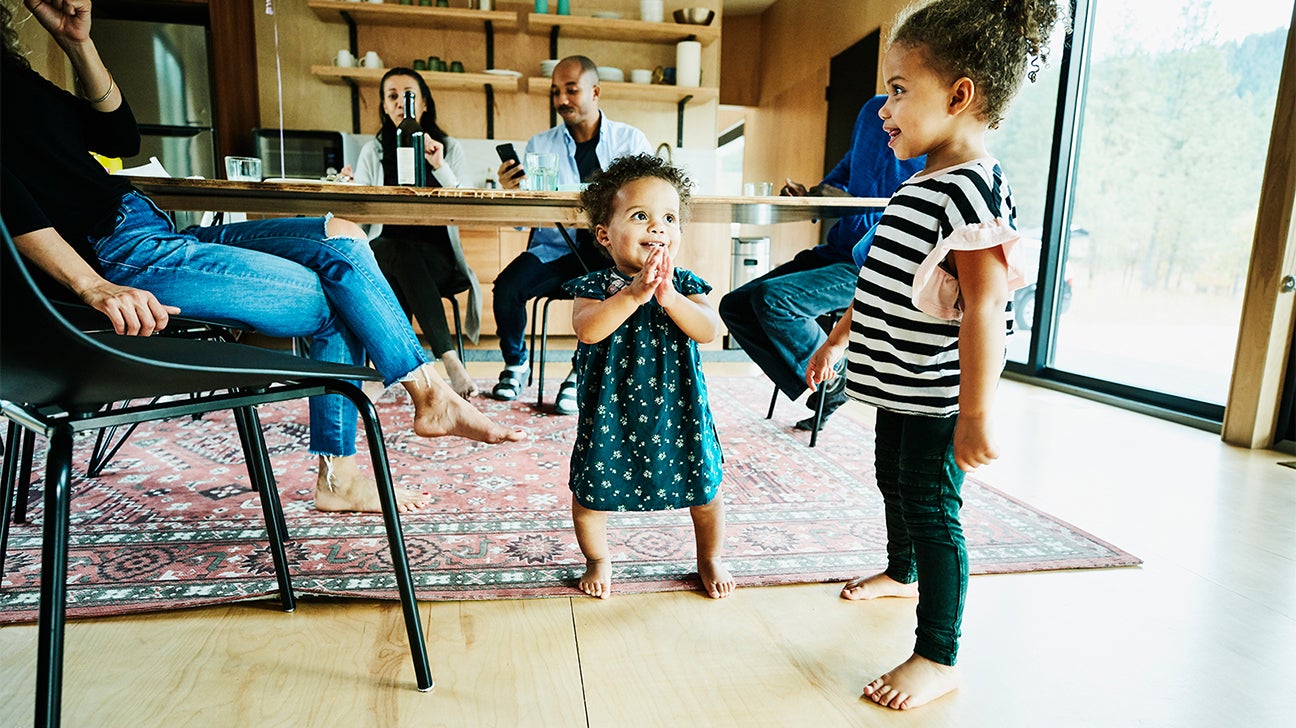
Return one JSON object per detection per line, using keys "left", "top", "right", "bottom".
{"left": 743, "top": 181, "right": 774, "bottom": 196}
{"left": 524, "top": 152, "right": 558, "bottom": 191}
{"left": 224, "top": 156, "right": 262, "bottom": 182}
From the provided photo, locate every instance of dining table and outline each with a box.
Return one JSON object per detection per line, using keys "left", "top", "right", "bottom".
{"left": 131, "top": 177, "right": 888, "bottom": 228}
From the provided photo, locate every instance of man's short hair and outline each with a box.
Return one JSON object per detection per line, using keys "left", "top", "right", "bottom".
{"left": 559, "top": 55, "right": 598, "bottom": 80}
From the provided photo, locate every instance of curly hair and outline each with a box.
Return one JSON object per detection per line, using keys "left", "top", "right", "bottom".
{"left": 580, "top": 153, "right": 694, "bottom": 230}
{"left": 1, "top": 2, "right": 30, "bottom": 69}
{"left": 889, "top": 0, "right": 1068, "bottom": 129}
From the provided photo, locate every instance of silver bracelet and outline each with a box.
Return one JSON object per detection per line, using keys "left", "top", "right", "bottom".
{"left": 81, "top": 73, "right": 115, "bottom": 104}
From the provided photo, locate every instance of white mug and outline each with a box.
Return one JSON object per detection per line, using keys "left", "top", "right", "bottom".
{"left": 361, "top": 51, "right": 383, "bottom": 68}
{"left": 332, "top": 49, "right": 355, "bottom": 68}
{"left": 630, "top": 68, "right": 653, "bottom": 84}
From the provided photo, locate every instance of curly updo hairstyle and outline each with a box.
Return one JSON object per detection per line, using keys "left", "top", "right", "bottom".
{"left": 889, "top": 0, "right": 1068, "bottom": 129}
{"left": 580, "top": 153, "right": 694, "bottom": 230}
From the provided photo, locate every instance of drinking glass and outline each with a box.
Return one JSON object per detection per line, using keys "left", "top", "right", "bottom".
{"left": 224, "top": 156, "right": 263, "bottom": 182}
{"left": 524, "top": 152, "right": 558, "bottom": 191}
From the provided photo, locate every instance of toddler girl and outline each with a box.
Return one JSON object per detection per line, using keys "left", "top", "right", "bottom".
{"left": 806, "top": 0, "right": 1066, "bottom": 710}
{"left": 564, "top": 154, "right": 733, "bottom": 600}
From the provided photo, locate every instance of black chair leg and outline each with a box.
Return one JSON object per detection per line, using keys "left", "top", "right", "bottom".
{"left": 337, "top": 384, "right": 433, "bottom": 692}
{"left": 809, "top": 381, "right": 829, "bottom": 449}
{"left": 537, "top": 297, "right": 557, "bottom": 408}
{"left": 527, "top": 297, "right": 541, "bottom": 388}
{"left": 766, "top": 386, "right": 779, "bottom": 419}
{"left": 233, "top": 405, "right": 295, "bottom": 611}
{"left": 15, "top": 428, "right": 34, "bottom": 523}
{"left": 0, "top": 420, "right": 16, "bottom": 575}
{"left": 448, "top": 295, "right": 465, "bottom": 362}
{"left": 36, "top": 424, "right": 73, "bottom": 728}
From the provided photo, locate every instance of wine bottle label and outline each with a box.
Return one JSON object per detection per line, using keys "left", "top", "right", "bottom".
{"left": 397, "top": 147, "right": 417, "bottom": 185}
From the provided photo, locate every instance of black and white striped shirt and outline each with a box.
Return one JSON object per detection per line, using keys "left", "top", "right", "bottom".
{"left": 845, "top": 158, "right": 1016, "bottom": 416}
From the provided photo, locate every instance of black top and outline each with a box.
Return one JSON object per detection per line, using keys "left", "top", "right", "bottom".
{"left": 0, "top": 58, "right": 139, "bottom": 270}
{"left": 574, "top": 137, "right": 600, "bottom": 183}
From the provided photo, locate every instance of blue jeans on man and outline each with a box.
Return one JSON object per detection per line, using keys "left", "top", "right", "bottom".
{"left": 719, "top": 248, "right": 856, "bottom": 421}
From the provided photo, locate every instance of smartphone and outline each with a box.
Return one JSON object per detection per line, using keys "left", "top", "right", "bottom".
{"left": 495, "top": 143, "right": 520, "bottom": 167}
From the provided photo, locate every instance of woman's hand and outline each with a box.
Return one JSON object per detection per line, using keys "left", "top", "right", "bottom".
{"left": 424, "top": 139, "right": 445, "bottom": 171}
{"left": 25, "top": 0, "right": 92, "bottom": 46}
{"left": 79, "top": 281, "right": 182, "bottom": 337}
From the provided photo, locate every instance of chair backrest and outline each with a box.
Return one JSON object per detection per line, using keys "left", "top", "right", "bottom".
{"left": 252, "top": 128, "right": 345, "bottom": 180}
{"left": 0, "top": 218, "right": 375, "bottom": 410}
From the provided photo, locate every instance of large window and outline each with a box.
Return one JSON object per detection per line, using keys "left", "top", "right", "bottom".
{"left": 998, "top": 0, "right": 1291, "bottom": 421}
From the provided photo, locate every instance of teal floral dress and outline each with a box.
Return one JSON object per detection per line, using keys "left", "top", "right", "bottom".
{"left": 562, "top": 267, "right": 723, "bottom": 512}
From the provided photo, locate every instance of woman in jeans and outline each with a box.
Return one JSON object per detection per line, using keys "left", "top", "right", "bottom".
{"left": 0, "top": 0, "right": 524, "bottom": 513}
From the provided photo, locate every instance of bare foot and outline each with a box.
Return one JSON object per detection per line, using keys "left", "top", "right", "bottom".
{"left": 863, "top": 653, "right": 960, "bottom": 710}
{"left": 579, "top": 559, "right": 612, "bottom": 599}
{"left": 698, "top": 557, "right": 735, "bottom": 599}
{"left": 840, "top": 572, "right": 919, "bottom": 601}
{"left": 440, "top": 351, "right": 479, "bottom": 399}
{"left": 404, "top": 365, "right": 526, "bottom": 443}
{"left": 313, "top": 455, "right": 429, "bottom": 513}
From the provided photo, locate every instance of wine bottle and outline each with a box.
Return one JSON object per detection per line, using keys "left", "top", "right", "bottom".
{"left": 396, "top": 90, "right": 425, "bottom": 186}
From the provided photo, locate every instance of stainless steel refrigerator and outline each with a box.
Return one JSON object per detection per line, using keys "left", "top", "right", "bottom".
{"left": 94, "top": 18, "right": 216, "bottom": 180}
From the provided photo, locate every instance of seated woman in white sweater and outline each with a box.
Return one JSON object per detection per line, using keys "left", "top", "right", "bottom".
{"left": 344, "top": 68, "right": 483, "bottom": 398}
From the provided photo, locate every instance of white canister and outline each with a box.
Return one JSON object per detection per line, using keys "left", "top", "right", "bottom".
{"left": 640, "top": 0, "right": 664, "bottom": 22}
{"left": 675, "top": 40, "right": 701, "bottom": 87}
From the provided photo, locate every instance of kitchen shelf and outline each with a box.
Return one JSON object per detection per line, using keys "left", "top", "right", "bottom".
{"left": 314, "top": 65, "right": 524, "bottom": 93}
{"left": 524, "top": 76, "right": 716, "bottom": 103}
{"left": 524, "top": 13, "right": 719, "bottom": 45}
{"left": 307, "top": 0, "right": 518, "bottom": 31}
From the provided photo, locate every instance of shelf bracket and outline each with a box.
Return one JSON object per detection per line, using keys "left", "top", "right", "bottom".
{"left": 485, "top": 84, "right": 496, "bottom": 139}
{"left": 549, "top": 25, "right": 560, "bottom": 62}
{"left": 676, "top": 95, "right": 693, "bottom": 148}
{"left": 484, "top": 20, "right": 495, "bottom": 69}
{"left": 340, "top": 11, "right": 358, "bottom": 56}
{"left": 341, "top": 11, "right": 360, "bottom": 133}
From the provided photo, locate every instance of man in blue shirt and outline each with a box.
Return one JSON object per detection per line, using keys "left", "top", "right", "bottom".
{"left": 719, "top": 95, "right": 924, "bottom": 430}
{"left": 491, "top": 55, "right": 652, "bottom": 413}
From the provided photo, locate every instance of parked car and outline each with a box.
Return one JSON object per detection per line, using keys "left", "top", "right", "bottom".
{"left": 1012, "top": 228, "right": 1085, "bottom": 330}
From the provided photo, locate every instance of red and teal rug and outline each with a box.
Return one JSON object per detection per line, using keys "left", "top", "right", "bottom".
{"left": 0, "top": 376, "right": 1139, "bottom": 623}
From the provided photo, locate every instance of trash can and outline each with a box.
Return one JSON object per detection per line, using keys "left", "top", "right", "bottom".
{"left": 726, "top": 237, "right": 771, "bottom": 349}
{"left": 731, "top": 236, "right": 770, "bottom": 291}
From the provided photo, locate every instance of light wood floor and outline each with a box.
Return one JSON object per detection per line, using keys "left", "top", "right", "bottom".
{"left": 2, "top": 361, "right": 1294, "bottom": 727}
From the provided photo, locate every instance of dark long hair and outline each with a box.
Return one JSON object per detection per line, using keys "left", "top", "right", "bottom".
{"left": 376, "top": 67, "right": 448, "bottom": 143}
{"left": 1, "top": 2, "right": 31, "bottom": 69}
{"left": 377, "top": 67, "right": 449, "bottom": 185}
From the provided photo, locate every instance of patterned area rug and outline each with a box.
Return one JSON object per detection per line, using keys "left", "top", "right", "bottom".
{"left": 0, "top": 376, "right": 1139, "bottom": 623}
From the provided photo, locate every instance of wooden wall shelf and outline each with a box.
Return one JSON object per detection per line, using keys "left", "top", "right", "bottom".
{"left": 314, "top": 65, "right": 524, "bottom": 93}
{"left": 307, "top": 0, "right": 518, "bottom": 30}
{"left": 524, "top": 13, "right": 719, "bottom": 45}
{"left": 524, "top": 76, "right": 716, "bottom": 103}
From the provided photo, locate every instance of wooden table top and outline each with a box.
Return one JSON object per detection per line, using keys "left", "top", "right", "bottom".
{"left": 132, "top": 177, "right": 887, "bottom": 227}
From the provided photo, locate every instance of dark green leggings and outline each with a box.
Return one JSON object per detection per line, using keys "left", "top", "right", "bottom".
{"left": 874, "top": 409, "right": 967, "bottom": 666}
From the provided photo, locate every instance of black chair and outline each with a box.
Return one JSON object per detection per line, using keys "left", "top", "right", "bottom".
{"left": 764, "top": 308, "right": 848, "bottom": 448}
{"left": 0, "top": 304, "right": 240, "bottom": 538}
{"left": 527, "top": 223, "right": 591, "bottom": 407}
{"left": 0, "top": 220, "right": 432, "bottom": 726}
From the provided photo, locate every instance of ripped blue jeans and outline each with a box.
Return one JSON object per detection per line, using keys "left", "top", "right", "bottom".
{"left": 91, "top": 190, "right": 429, "bottom": 456}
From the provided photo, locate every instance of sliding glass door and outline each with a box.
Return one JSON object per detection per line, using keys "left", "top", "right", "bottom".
{"left": 998, "top": 0, "right": 1291, "bottom": 422}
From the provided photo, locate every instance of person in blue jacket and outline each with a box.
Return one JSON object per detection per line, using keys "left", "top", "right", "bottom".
{"left": 719, "top": 95, "right": 924, "bottom": 430}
